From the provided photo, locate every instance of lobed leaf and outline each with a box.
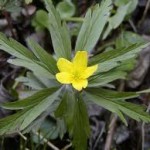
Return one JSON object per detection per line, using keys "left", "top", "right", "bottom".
{"left": 55, "top": 88, "right": 90, "bottom": 150}
{"left": 56, "top": 0, "right": 76, "bottom": 19}
{"left": 0, "top": 87, "right": 61, "bottom": 135}
{"left": 0, "top": 33, "right": 37, "bottom": 61}
{"left": 8, "top": 58, "right": 54, "bottom": 79}
{"left": 89, "top": 42, "right": 150, "bottom": 66}
{"left": 16, "top": 72, "right": 60, "bottom": 90}
{"left": 83, "top": 88, "right": 150, "bottom": 125}
{"left": 32, "top": 10, "right": 49, "bottom": 31}
{"left": 44, "top": 0, "right": 72, "bottom": 60}
{"left": 103, "top": 2, "right": 131, "bottom": 39}
{"left": 89, "top": 70, "right": 127, "bottom": 87}
{"left": 85, "top": 87, "right": 138, "bottom": 100}
{"left": 72, "top": 95, "right": 90, "bottom": 150}
{"left": 2, "top": 88, "right": 58, "bottom": 110}
{"left": 0, "top": 33, "right": 55, "bottom": 79}
{"left": 27, "top": 38, "right": 58, "bottom": 74}
{"left": 75, "top": 0, "right": 112, "bottom": 52}
{"left": 89, "top": 58, "right": 136, "bottom": 87}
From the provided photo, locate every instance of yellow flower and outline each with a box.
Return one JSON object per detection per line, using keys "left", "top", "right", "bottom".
{"left": 56, "top": 51, "right": 98, "bottom": 91}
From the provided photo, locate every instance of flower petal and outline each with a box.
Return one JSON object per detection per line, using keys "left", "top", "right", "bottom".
{"left": 57, "top": 58, "right": 73, "bottom": 72}
{"left": 73, "top": 51, "right": 88, "bottom": 69}
{"left": 72, "top": 79, "right": 88, "bottom": 91}
{"left": 56, "top": 72, "right": 72, "bottom": 84}
{"left": 82, "top": 64, "right": 98, "bottom": 79}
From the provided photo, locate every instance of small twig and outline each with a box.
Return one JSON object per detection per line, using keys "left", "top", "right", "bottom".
{"left": 34, "top": 132, "right": 60, "bottom": 150}
{"left": 141, "top": 102, "right": 150, "bottom": 150}
{"left": 128, "top": 19, "right": 137, "bottom": 33}
{"left": 18, "top": 132, "right": 30, "bottom": 150}
{"left": 104, "top": 115, "right": 118, "bottom": 150}
{"left": 18, "top": 131, "right": 27, "bottom": 141}
{"left": 138, "top": 0, "right": 150, "bottom": 26}
{"left": 61, "top": 143, "right": 72, "bottom": 150}
{"left": 93, "top": 123, "right": 105, "bottom": 149}
{"left": 104, "top": 81, "right": 125, "bottom": 150}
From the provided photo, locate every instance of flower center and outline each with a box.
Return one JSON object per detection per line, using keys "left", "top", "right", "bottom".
{"left": 72, "top": 71, "right": 81, "bottom": 81}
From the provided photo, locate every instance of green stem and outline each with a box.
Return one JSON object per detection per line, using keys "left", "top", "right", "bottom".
{"left": 63, "top": 17, "right": 84, "bottom": 22}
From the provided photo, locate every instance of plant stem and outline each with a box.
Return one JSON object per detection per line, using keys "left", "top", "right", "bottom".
{"left": 63, "top": 17, "right": 84, "bottom": 22}
{"left": 104, "top": 114, "right": 118, "bottom": 150}
{"left": 128, "top": 19, "right": 137, "bottom": 33}
{"left": 138, "top": 0, "right": 150, "bottom": 26}
{"left": 34, "top": 132, "right": 60, "bottom": 150}
{"left": 61, "top": 143, "right": 72, "bottom": 150}
{"left": 18, "top": 131, "right": 27, "bottom": 141}
{"left": 104, "top": 81, "right": 125, "bottom": 150}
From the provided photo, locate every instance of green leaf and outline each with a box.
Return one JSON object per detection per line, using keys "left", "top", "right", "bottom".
{"left": 56, "top": 0, "right": 75, "bottom": 19}
{"left": 44, "top": 0, "right": 72, "bottom": 60}
{"left": 55, "top": 88, "right": 90, "bottom": 150}
{"left": 114, "top": 58, "right": 136, "bottom": 72}
{"left": 85, "top": 87, "right": 138, "bottom": 100}
{"left": 103, "top": 2, "right": 131, "bottom": 39}
{"left": 115, "top": 31, "right": 145, "bottom": 49}
{"left": 25, "top": 0, "right": 33, "bottom": 4}
{"left": 55, "top": 88, "right": 76, "bottom": 134}
{"left": 27, "top": 38, "right": 58, "bottom": 74}
{"left": 22, "top": 99, "right": 62, "bottom": 134}
{"left": 137, "top": 89, "right": 150, "bottom": 94}
{"left": 75, "top": 0, "right": 112, "bottom": 52}
{"left": 32, "top": 10, "right": 49, "bottom": 31}
{"left": 1, "top": 0, "right": 22, "bottom": 12}
{"left": 0, "top": 33, "right": 55, "bottom": 79}
{"left": 89, "top": 42, "right": 150, "bottom": 66}
{"left": 89, "top": 58, "right": 136, "bottom": 87}
{"left": 83, "top": 88, "right": 150, "bottom": 124}
{"left": 2, "top": 87, "right": 58, "bottom": 110}
{"left": 0, "top": 109, "right": 28, "bottom": 135}
{"left": 0, "top": 87, "right": 61, "bottom": 135}
{"left": 8, "top": 58, "right": 54, "bottom": 79}
{"left": 16, "top": 73, "right": 48, "bottom": 90}
{"left": 114, "top": 0, "right": 138, "bottom": 15}
{"left": 89, "top": 70, "right": 127, "bottom": 87}
{"left": 20, "top": 89, "right": 61, "bottom": 130}
{"left": 72, "top": 95, "right": 90, "bottom": 150}
{"left": 16, "top": 72, "right": 60, "bottom": 90}
{"left": 0, "top": 33, "right": 37, "bottom": 61}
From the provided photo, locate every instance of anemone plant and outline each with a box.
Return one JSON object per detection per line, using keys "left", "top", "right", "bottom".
{"left": 0, "top": 0, "right": 150, "bottom": 149}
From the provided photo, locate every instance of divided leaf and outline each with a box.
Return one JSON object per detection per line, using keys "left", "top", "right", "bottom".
{"left": 32, "top": 10, "right": 49, "bottom": 31}
{"left": 75, "top": 0, "right": 112, "bottom": 52}
{"left": 16, "top": 72, "right": 60, "bottom": 90}
{"left": 83, "top": 88, "right": 150, "bottom": 125}
{"left": 89, "top": 70, "right": 127, "bottom": 87}
{"left": 0, "top": 33, "right": 55, "bottom": 79}
{"left": 103, "top": 2, "right": 131, "bottom": 39}
{"left": 44, "top": 0, "right": 72, "bottom": 60}
{"left": 0, "top": 87, "right": 61, "bottom": 135}
{"left": 72, "top": 95, "right": 90, "bottom": 150}
{"left": 27, "top": 38, "right": 58, "bottom": 74}
{"left": 0, "top": 33, "right": 37, "bottom": 61}
{"left": 8, "top": 58, "right": 54, "bottom": 79}
{"left": 89, "top": 42, "right": 150, "bottom": 66}
{"left": 56, "top": 0, "right": 76, "bottom": 19}
{"left": 55, "top": 89, "right": 90, "bottom": 150}
{"left": 89, "top": 58, "right": 136, "bottom": 87}
{"left": 2, "top": 88, "right": 58, "bottom": 110}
